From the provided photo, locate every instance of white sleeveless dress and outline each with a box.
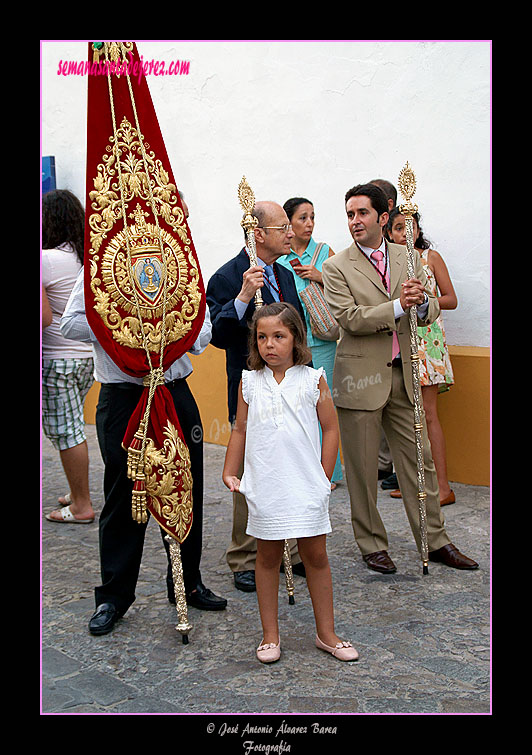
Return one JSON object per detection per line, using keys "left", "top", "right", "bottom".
{"left": 239, "top": 365, "right": 332, "bottom": 540}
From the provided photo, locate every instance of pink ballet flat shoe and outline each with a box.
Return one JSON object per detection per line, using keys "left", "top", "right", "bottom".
{"left": 256, "top": 639, "right": 281, "bottom": 663}
{"left": 315, "top": 635, "right": 359, "bottom": 662}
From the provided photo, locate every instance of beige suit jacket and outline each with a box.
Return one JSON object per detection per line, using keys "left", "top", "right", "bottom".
{"left": 322, "top": 241, "right": 440, "bottom": 411}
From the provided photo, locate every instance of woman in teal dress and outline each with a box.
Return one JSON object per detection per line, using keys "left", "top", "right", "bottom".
{"left": 278, "top": 197, "right": 343, "bottom": 488}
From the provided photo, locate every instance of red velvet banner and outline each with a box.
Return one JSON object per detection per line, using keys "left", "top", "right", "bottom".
{"left": 84, "top": 42, "right": 205, "bottom": 542}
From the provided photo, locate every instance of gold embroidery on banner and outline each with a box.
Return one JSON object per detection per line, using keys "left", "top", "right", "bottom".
{"left": 88, "top": 116, "right": 202, "bottom": 352}
{"left": 143, "top": 422, "right": 193, "bottom": 541}
{"left": 93, "top": 41, "right": 133, "bottom": 64}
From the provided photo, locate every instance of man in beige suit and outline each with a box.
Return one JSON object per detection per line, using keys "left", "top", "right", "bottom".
{"left": 322, "top": 184, "right": 478, "bottom": 574}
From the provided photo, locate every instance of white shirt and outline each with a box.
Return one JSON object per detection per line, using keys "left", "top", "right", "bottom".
{"left": 60, "top": 268, "right": 212, "bottom": 384}
{"left": 42, "top": 243, "right": 93, "bottom": 360}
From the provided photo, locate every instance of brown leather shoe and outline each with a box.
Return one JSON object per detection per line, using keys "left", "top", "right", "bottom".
{"left": 428, "top": 543, "right": 478, "bottom": 570}
{"left": 363, "top": 550, "right": 397, "bottom": 574}
{"left": 440, "top": 490, "right": 456, "bottom": 506}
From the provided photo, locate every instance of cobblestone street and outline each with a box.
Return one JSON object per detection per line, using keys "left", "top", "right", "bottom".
{"left": 42, "top": 424, "right": 491, "bottom": 728}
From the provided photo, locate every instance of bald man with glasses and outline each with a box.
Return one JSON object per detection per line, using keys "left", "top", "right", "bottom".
{"left": 206, "top": 201, "right": 307, "bottom": 592}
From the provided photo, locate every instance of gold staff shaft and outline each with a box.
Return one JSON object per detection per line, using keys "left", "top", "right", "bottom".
{"left": 283, "top": 539, "right": 295, "bottom": 604}
{"left": 165, "top": 534, "right": 193, "bottom": 643}
{"left": 238, "top": 176, "right": 295, "bottom": 601}
{"left": 397, "top": 163, "right": 429, "bottom": 575}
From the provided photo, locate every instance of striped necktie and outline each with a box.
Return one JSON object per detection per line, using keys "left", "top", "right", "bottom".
{"left": 263, "top": 265, "right": 280, "bottom": 301}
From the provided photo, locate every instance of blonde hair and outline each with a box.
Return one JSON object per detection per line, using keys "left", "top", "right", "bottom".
{"left": 247, "top": 302, "right": 312, "bottom": 371}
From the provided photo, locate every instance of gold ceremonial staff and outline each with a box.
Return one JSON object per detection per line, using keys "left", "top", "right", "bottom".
{"left": 238, "top": 176, "right": 296, "bottom": 604}
{"left": 397, "top": 162, "right": 429, "bottom": 575}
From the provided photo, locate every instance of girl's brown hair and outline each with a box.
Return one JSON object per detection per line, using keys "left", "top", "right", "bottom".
{"left": 247, "top": 302, "right": 312, "bottom": 370}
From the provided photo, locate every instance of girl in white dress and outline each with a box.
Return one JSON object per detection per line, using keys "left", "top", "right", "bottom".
{"left": 223, "top": 302, "right": 358, "bottom": 664}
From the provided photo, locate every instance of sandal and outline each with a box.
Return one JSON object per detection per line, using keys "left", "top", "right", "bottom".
{"left": 45, "top": 505, "right": 94, "bottom": 524}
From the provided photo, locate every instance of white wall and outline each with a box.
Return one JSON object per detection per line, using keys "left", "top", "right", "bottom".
{"left": 41, "top": 40, "right": 491, "bottom": 348}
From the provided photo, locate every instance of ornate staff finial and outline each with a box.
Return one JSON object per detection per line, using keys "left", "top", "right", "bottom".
{"left": 238, "top": 175, "right": 258, "bottom": 233}
{"left": 398, "top": 161, "right": 419, "bottom": 217}
{"left": 237, "top": 175, "right": 263, "bottom": 308}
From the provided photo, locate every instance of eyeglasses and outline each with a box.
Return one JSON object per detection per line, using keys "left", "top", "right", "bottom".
{"left": 258, "top": 224, "right": 292, "bottom": 233}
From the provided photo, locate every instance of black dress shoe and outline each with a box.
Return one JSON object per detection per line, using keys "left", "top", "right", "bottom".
{"left": 381, "top": 473, "right": 398, "bottom": 490}
{"left": 88, "top": 603, "right": 122, "bottom": 635}
{"left": 234, "top": 570, "right": 256, "bottom": 592}
{"left": 186, "top": 582, "right": 227, "bottom": 611}
{"left": 280, "top": 561, "right": 306, "bottom": 577}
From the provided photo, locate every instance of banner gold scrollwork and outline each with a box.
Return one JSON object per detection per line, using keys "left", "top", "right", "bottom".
{"left": 87, "top": 116, "right": 201, "bottom": 353}
{"left": 143, "top": 421, "right": 193, "bottom": 541}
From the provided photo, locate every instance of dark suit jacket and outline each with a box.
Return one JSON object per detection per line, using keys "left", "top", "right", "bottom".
{"left": 206, "top": 248, "right": 307, "bottom": 422}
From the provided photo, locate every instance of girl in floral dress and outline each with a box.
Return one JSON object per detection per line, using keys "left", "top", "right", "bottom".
{"left": 388, "top": 209, "right": 457, "bottom": 506}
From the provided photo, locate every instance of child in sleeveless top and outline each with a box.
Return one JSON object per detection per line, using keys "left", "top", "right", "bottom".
{"left": 223, "top": 302, "right": 358, "bottom": 664}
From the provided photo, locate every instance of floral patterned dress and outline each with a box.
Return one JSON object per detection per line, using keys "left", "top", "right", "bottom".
{"left": 418, "top": 260, "right": 454, "bottom": 392}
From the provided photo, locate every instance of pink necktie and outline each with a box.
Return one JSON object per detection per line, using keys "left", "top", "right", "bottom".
{"left": 371, "top": 250, "right": 400, "bottom": 360}
{"left": 371, "top": 249, "right": 386, "bottom": 277}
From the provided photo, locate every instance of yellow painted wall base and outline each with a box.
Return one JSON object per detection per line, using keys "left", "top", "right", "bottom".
{"left": 83, "top": 381, "right": 101, "bottom": 424}
{"left": 436, "top": 346, "right": 490, "bottom": 486}
{"left": 83, "top": 343, "right": 490, "bottom": 487}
